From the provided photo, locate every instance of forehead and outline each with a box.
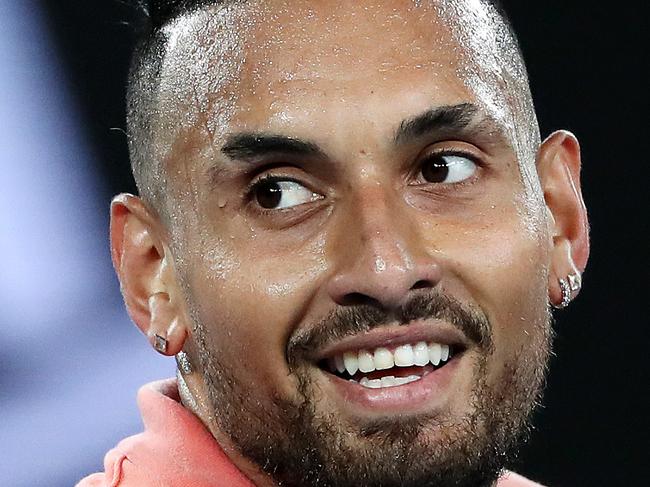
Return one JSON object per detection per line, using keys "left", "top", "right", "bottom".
{"left": 241, "top": 1, "right": 460, "bottom": 79}
{"left": 156, "top": 0, "right": 529, "bottom": 161}
{"left": 236, "top": 1, "right": 474, "bottom": 127}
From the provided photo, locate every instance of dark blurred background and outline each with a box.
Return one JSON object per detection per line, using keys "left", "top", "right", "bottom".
{"left": 1, "top": 1, "right": 647, "bottom": 485}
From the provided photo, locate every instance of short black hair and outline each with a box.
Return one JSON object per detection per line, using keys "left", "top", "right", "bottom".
{"left": 138, "top": 0, "right": 513, "bottom": 32}
{"left": 138, "top": 0, "right": 226, "bottom": 30}
{"left": 126, "top": 0, "right": 525, "bottom": 216}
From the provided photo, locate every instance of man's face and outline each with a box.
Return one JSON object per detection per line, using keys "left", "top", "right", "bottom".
{"left": 157, "top": 1, "right": 552, "bottom": 485}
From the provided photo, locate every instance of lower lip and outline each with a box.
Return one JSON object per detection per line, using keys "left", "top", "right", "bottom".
{"left": 324, "top": 355, "right": 463, "bottom": 415}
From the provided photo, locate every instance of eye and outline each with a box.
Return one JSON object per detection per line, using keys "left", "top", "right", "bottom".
{"left": 420, "top": 153, "right": 478, "bottom": 184}
{"left": 253, "top": 177, "right": 322, "bottom": 210}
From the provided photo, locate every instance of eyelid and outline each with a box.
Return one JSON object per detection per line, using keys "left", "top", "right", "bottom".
{"left": 249, "top": 173, "right": 298, "bottom": 189}
{"left": 416, "top": 141, "right": 488, "bottom": 169}
{"left": 246, "top": 173, "right": 313, "bottom": 197}
{"left": 418, "top": 146, "right": 484, "bottom": 165}
{"left": 408, "top": 147, "right": 483, "bottom": 187}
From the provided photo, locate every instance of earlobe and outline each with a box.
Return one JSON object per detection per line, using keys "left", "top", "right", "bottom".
{"left": 549, "top": 239, "right": 582, "bottom": 309}
{"left": 537, "top": 131, "right": 590, "bottom": 309}
{"left": 147, "top": 291, "right": 187, "bottom": 356}
{"left": 110, "top": 194, "right": 188, "bottom": 355}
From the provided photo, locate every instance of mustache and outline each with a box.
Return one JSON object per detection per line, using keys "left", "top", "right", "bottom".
{"left": 287, "top": 291, "right": 493, "bottom": 366}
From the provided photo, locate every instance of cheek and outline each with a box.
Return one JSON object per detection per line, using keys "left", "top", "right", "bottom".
{"left": 183, "top": 230, "right": 328, "bottom": 391}
{"left": 459, "top": 223, "right": 547, "bottom": 308}
{"left": 422, "top": 199, "right": 550, "bottom": 348}
{"left": 430, "top": 204, "right": 551, "bottom": 389}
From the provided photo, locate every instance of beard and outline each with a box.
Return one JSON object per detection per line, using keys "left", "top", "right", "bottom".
{"left": 191, "top": 291, "right": 552, "bottom": 487}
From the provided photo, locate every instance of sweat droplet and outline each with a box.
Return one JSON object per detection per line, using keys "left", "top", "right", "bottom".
{"left": 218, "top": 196, "right": 228, "bottom": 208}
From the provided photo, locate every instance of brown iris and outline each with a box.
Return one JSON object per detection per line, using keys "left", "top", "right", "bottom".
{"left": 421, "top": 155, "right": 450, "bottom": 183}
{"left": 255, "top": 180, "right": 283, "bottom": 209}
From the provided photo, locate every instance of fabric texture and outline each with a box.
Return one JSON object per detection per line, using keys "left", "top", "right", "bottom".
{"left": 76, "top": 378, "right": 254, "bottom": 487}
{"left": 76, "top": 378, "right": 544, "bottom": 487}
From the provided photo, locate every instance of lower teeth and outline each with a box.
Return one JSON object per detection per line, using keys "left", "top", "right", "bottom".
{"left": 353, "top": 375, "right": 422, "bottom": 389}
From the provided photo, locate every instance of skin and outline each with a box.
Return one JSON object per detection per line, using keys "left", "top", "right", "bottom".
{"left": 111, "top": 1, "right": 589, "bottom": 485}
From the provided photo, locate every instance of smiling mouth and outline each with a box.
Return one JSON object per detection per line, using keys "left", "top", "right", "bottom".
{"left": 319, "top": 341, "right": 461, "bottom": 390}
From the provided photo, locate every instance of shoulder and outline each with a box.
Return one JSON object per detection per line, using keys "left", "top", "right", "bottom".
{"left": 75, "top": 447, "right": 135, "bottom": 487}
{"left": 498, "top": 471, "right": 547, "bottom": 487}
{"left": 75, "top": 473, "right": 106, "bottom": 487}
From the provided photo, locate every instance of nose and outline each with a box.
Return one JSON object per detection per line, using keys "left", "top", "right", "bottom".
{"left": 326, "top": 187, "right": 442, "bottom": 310}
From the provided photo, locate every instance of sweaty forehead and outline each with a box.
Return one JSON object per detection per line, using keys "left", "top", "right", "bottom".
{"left": 233, "top": 1, "right": 477, "bottom": 124}
{"left": 242, "top": 1, "right": 459, "bottom": 81}
{"left": 155, "top": 0, "right": 534, "bottom": 172}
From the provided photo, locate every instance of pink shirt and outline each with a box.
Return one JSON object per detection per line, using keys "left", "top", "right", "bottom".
{"left": 77, "top": 378, "right": 544, "bottom": 487}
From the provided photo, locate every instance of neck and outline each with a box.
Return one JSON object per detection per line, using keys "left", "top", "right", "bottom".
{"left": 178, "top": 371, "right": 277, "bottom": 487}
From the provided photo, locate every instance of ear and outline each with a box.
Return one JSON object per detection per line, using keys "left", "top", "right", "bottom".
{"left": 110, "top": 194, "right": 188, "bottom": 355}
{"left": 537, "top": 130, "right": 590, "bottom": 307}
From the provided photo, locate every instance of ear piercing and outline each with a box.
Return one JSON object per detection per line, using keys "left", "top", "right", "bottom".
{"left": 555, "top": 272, "right": 582, "bottom": 309}
{"left": 176, "top": 351, "right": 193, "bottom": 374}
{"left": 153, "top": 334, "right": 168, "bottom": 353}
{"left": 153, "top": 336, "right": 192, "bottom": 375}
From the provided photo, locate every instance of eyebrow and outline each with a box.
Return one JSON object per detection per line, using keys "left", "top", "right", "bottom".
{"left": 393, "top": 103, "right": 481, "bottom": 145}
{"left": 221, "top": 133, "right": 326, "bottom": 160}
{"left": 218, "top": 103, "right": 494, "bottom": 167}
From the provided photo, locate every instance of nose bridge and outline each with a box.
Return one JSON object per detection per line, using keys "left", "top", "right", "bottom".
{"left": 328, "top": 181, "right": 441, "bottom": 308}
{"left": 355, "top": 185, "right": 414, "bottom": 272}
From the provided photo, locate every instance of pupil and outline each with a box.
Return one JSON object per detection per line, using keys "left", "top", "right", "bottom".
{"left": 422, "top": 157, "right": 449, "bottom": 183}
{"left": 256, "top": 181, "right": 282, "bottom": 208}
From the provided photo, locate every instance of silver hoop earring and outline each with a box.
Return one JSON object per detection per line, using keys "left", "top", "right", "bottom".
{"left": 554, "top": 272, "right": 582, "bottom": 309}
{"left": 557, "top": 278, "right": 572, "bottom": 309}
{"left": 568, "top": 273, "right": 582, "bottom": 294}
{"left": 176, "top": 351, "right": 193, "bottom": 374}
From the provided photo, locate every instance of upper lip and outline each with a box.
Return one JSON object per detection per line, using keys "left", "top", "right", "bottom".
{"left": 312, "top": 319, "right": 471, "bottom": 362}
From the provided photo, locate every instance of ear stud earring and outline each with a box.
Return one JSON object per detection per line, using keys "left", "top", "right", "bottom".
{"left": 554, "top": 272, "right": 582, "bottom": 309}
{"left": 153, "top": 334, "right": 168, "bottom": 353}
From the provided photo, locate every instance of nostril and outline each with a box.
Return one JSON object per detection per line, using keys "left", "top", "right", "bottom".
{"left": 411, "top": 279, "right": 434, "bottom": 291}
{"left": 327, "top": 261, "right": 442, "bottom": 309}
{"left": 340, "top": 292, "right": 381, "bottom": 307}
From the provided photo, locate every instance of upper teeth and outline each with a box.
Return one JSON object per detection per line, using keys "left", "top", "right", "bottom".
{"left": 335, "top": 342, "right": 451, "bottom": 376}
